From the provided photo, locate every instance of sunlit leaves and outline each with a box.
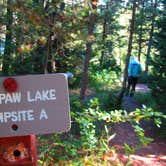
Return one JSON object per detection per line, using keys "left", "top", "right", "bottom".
{"left": 28, "top": 11, "right": 42, "bottom": 25}
{"left": 92, "top": 0, "right": 98, "bottom": 7}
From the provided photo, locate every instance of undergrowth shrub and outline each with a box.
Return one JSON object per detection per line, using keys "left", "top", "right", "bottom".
{"left": 37, "top": 97, "right": 166, "bottom": 165}
{"left": 89, "top": 69, "right": 121, "bottom": 91}
{"left": 89, "top": 69, "right": 121, "bottom": 110}
{"left": 138, "top": 72, "right": 152, "bottom": 84}
{"left": 134, "top": 88, "right": 166, "bottom": 139}
{"left": 134, "top": 92, "right": 158, "bottom": 110}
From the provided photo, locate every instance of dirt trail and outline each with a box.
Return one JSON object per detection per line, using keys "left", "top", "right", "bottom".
{"left": 110, "top": 84, "right": 166, "bottom": 166}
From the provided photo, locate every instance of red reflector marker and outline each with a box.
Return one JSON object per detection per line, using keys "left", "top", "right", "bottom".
{"left": 3, "top": 77, "right": 18, "bottom": 93}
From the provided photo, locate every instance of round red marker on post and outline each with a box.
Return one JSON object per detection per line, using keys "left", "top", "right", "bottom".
{"left": 1, "top": 77, "right": 37, "bottom": 165}
{"left": 3, "top": 77, "right": 18, "bottom": 93}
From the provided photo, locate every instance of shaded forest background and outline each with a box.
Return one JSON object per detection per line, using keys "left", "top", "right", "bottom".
{"left": 0, "top": 0, "right": 166, "bottom": 165}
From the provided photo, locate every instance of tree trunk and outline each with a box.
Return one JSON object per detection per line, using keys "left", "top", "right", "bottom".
{"left": 2, "top": 0, "right": 13, "bottom": 75}
{"left": 43, "top": 34, "right": 52, "bottom": 74}
{"left": 99, "top": 18, "right": 107, "bottom": 67}
{"left": 79, "top": 1, "right": 97, "bottom": 100}
{"left": 118, "top": 40, "right": 122, "bottom": 67}
{"left": 138, "top": 24, "right": 143, "bottom": 62}
{"left": 99, "top": 2, "right": 108, "bottom": 67}
{"left": 138, "top": 1, "right": 145, "bottom": 62}
{"left": 116, "top": 0, "right": 137, "bottom": 105}
{"left": 43, "top": 1, "right": 56, "bottom": 74}
{"left": 145, "top": 0, "right": 158, "bottom": 75}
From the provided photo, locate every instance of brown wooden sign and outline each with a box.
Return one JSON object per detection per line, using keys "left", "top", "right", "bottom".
{"left": 0, "top": 74, "right": 71, "bottom": 137}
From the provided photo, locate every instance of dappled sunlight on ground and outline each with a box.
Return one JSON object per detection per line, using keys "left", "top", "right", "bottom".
{"left": 136, "top": 84, "right": 151, "bottom": 93}
{"left": 69, "top": 89, "right": 94, "bottom": 96}
{"left": 110, "top": 84, "right": 166, "bottom": 166}
{"left": 111, "top": 142, "right": 166, "bottom": 166}
{"left": 130, "top": 154, "right": 166, "bottom": 166}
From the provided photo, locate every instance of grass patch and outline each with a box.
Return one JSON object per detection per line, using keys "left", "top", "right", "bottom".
{"left": 134, "top": 92, "right": 158, "bottom": 110}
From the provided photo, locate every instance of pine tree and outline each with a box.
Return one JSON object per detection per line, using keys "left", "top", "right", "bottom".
{"left": 151, "top": 15, "right": 166, "bottom": 109}
{"left": 150, "top": 2, "right": 166, "bottom": 138}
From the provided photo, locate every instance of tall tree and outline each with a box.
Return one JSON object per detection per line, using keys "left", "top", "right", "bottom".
{"left": 99, "top": 0, "right": 123, "bottom": 68}
{"left": 151, "top": 1, "right": 166, "bottom": 105}
{"left": 2, "top": 0, "right": 13, "bottom": 75}
{"left": 145, "top": 0, "right": 158, "bottom": 74}
{"left": 117, "top": 0, "right": 137, "bottom": 104}
{"left": 137, "top": 0, "right": 145, "bottom": 61}
{"left": 80, "top": 0, "right": 97, "bottom": 100}
{"left": 150, "top": 0, "right": 166, "bottom": 137}
{"left": 99, "top": 1, "right": 108, "bottom": 67}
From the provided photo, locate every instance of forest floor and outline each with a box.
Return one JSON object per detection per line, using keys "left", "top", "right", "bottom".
{"left": 109, "top": 84, "right": 166, "bottom": 166}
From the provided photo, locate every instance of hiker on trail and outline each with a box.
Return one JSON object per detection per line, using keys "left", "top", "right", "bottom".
{"left": 126, "top": 55, "right": 142, "bottom": 97}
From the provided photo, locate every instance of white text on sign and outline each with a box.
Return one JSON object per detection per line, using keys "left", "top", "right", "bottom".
{"left": 0, "top": 109, "right": 48, "bottom": 123}
{"left": 0, "top": 89, "right": 56, "bottom": 104}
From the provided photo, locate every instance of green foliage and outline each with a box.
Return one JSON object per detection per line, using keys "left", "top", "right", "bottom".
{"left": 90, "top": 69, "right": 121, "bottom": 91}
{"left": 138, "top": 72, "right": 151, "bottom": 83}
{"left": 150, "top": 8, "right": 166, "bottom": 137}
{"left": 38, "top": 95, "right": 166, "bottom": 165}
{"left": 123, "top": 106, "right": 165, "bottom": 157}
{"left": 151, "top": 16, "right": 166, "bottom": 109}
{"left": 133, "top": 92, "right": 158, "bottom": 110}
{"left": 37, "top": 98, "right": 114, "bottom": 165}
{"left": 1, "top": 0, "right": 92, "bottom": 75}
{"left": 89, "top": 68, "right": 121, "bottom": 110}
{"left": 101, "top": 58, "right": 121, "bottom": 74}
